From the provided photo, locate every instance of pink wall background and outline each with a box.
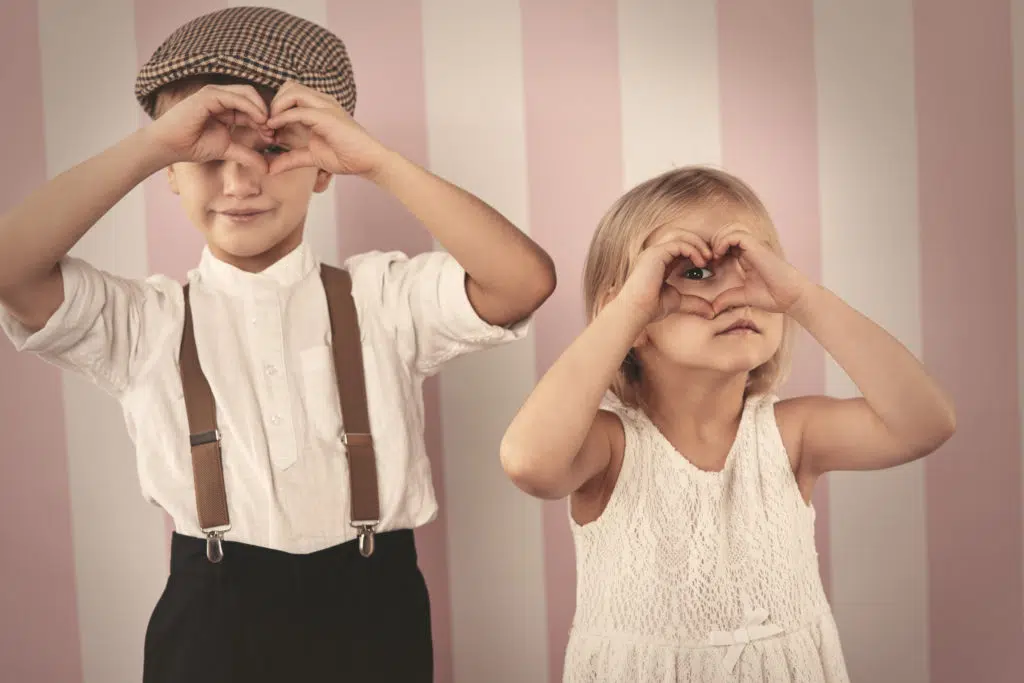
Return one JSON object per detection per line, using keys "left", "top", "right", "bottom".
{"left": 1, "top": 1, "right": 1021, "bottom": 681}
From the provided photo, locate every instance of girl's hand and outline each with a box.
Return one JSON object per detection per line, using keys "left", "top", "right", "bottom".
{"left": 709, "top": 223, "right": 813, "bottom": 315}
{"left": 616, "top": 230, "right": 716, "bottom": 323}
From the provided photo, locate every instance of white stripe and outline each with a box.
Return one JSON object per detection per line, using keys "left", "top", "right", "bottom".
{"left": 1012, "top": 0, "right": 1024, "bottom": 626}
{"left": 226, "top": 0, "right": 341, "bottom": 265}
{"left": 420, "top": 2, "right": 549, "bottom": 681}
{"left": 617, "top": 0, "right": 722, "bottom": 186}
{"left": 814, "top": 2, "right": 929, "bottom": 682}
{"left": 37, "top": 1, "right": 168, "bottom": 681}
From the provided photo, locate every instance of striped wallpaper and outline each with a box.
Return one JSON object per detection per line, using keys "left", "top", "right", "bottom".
{"left": 0, "top": 1, "right": 1021, "bottom": 681}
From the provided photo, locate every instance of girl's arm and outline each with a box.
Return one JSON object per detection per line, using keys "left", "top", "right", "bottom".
{"left": 707, "top": 224, "right": 956, "bottom": 476}
{"left": 780, "top": 284, "right": 956, "bottom": 474}
{"left": 500, "top": 296, "right": 644, "bottom": 499}
{"left": 500, "top": 232, "right": 713, "bottom": 498}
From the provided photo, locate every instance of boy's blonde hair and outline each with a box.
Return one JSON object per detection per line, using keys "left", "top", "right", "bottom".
{"left": 152, "top": 74, "right": 275, "bottom": 118}
{"left": 582, "top": 166, "right": 794, "bottom": 407}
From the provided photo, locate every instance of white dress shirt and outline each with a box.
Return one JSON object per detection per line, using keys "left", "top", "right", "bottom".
{"left": 1, "top": 242, "right": 527, "bottom": 553}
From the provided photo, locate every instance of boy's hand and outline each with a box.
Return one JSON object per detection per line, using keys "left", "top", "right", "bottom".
{"left": 265, "top": 81, "right": 388, "bottom": 177}
{"left": 616, "top": 230, "right": 715, "bottom": 323}
{"left": 145, "top": 84, "right": 272, "bottom": 170}
{"left": 708, "top": 223, "right": 812, "bottom": 316}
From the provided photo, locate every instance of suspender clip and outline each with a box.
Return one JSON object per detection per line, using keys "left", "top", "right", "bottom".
{"left": 203, "top": 526, "right": 230, "bottom": 563}
{"left": 353, "top": 522, "right": 378, "bottom": 558}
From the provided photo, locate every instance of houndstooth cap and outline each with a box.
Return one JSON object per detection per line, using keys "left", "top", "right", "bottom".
{"left": 135, "top": 6, "right": 355, "bottom": 117}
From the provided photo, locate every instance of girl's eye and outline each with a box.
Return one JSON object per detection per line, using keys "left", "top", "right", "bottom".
{"left": 682, "top": 266, "right": 714, "bottom": 281}
{"left": 262, "top": 144, "right": 289, "bottom": 157}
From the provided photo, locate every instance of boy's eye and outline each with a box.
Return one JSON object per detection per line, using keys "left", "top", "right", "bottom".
{"left": 681, "top": 266, "right": 714, "bottom": 281}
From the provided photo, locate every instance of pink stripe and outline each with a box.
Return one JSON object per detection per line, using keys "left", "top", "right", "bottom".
{"left": 326, "top": 5, "right": 452, "bottom": 681}
{"left": 915, "top": 1, "right": 1023, "bottom": 679}
{"left": 134, "top": 0, "right": 227, "bottom": 547}
{"left": 519, "top": 1, "right": 625, "bottom": 679}
{"left": 717, "top": 0, "right": 831, "bottom": 592}
{"left": 0, "top": 2, "right": 83, "bottom": 681}
{"left": 135, "top": 0, "right": 223, "bottom": 283}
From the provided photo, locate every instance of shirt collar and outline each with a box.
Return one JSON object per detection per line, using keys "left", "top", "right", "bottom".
{"left": 195, "top": 242, "right": 318, "bottom": 294}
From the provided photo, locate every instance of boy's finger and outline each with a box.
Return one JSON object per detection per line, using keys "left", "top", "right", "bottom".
{"left": 213, "top": 84, "right": 269, "bottom": 119}
{"left": 207, "top": 91, "right": 269, "bottom": 126}
{"left": 272, "top": 81, "right": 338, "bottom": 113}
{"left": 269, "top": 90, "right": 320, "bottom": 118}
{"left": 221, "top": 143, "right": 269, "bottom": 172}
{"left": 267, "top": 106, "right": 330, "bottom": 131}
{"left": 268, "top": 148, "right": 317, "bottom": 174}
{"left": 213, "top": 111, "right": 262, "bottom": 133}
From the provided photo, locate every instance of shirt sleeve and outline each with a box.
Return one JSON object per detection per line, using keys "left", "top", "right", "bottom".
{"left": 345, "top": 250, "right": 530, "bottom": 376}
{"left": 0, "top": 256, "right": 182, "bottom": 396}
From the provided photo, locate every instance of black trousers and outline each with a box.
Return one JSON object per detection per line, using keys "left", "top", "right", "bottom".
{"left": 143, "top": 530, "right": 433, "bottom": 683}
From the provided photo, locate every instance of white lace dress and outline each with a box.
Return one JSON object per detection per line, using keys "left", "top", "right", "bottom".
{"left": 565, "top": 394, "right": 849, "bottom": 682}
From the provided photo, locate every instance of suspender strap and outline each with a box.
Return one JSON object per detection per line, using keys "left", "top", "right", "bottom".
{"left": 179, "top": 284, "right": 230, "bottom": 562}
{"left": 320, "top": 264, "right": 381, "bottom": 558}
{"left": 178, "top": 266, "right": 382, "bottom": 562}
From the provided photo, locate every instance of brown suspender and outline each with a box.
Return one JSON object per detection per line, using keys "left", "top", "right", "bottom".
{"left": 320, "top": 265, "right": 381, "bottom": 557}
{"left": 179, "top": 288, "right": 231, "bottom": 561}
{"left": 179, "top": 264, "right": 380, "bottom": 562}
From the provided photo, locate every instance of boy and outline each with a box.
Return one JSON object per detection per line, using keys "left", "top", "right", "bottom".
{"left": 0, "top": 7, "right": 555, "bottom": 682}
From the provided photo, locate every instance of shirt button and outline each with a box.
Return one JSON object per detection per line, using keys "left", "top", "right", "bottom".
{"left": 265, "top": 364, "right": 278, "bottom": 376}
{"left": 270, "top": 415, "right": 282, "bottom": 426}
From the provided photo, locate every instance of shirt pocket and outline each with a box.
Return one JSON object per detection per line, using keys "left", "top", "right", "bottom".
{"left": 299, "top": 345, "right": 344, "bottom": 447}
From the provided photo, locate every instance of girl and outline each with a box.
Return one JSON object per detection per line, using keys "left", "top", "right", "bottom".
{"left": 500, "top": 167, "right": 955, "bottom": 681}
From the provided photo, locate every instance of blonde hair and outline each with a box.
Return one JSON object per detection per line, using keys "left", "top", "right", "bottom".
{"left": 582, "top": 165, "right": 795, "bottom": 407}
{"left": 151, "top": 74, "right": 275, "bottom": 118}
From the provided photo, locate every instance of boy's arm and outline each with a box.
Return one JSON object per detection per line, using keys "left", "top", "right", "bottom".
{"left": 266, "top": 81, "right": 556, "bottom": 327}
{"left": 0, "top": 84, "right": 269, "bottom": 332}
{"left": 0, "top": 129, "right": 169, "bottom": 331}
{"left": 365, "top": 151, "right": 555, "bottom": 327}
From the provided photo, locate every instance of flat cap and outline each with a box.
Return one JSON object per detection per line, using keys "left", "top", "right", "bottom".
{"left": 135, "top": 6, "right": 355, "bottom": 117}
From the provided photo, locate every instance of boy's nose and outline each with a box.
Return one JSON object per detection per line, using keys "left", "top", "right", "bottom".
{"left": 220, "top": 160, "right": 263, "bottom": 198}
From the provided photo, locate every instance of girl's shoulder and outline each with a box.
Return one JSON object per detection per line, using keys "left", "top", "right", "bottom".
{"left": 572, "top": 394, "right": 634, "bottom": 527}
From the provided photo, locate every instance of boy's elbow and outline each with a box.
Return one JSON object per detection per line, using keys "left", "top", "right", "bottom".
{"left": 931, "top": 402, "right": 957, "bottom": 450}
{"left": 907, "top": 401, "right": 957, "bottom": 461}
{"left": 524, "top": 251, "right": 556, "bottom": 312}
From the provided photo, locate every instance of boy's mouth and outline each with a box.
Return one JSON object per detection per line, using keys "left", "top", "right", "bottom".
{"left": 218, "top": 208, "right": 273, "bottom": 222}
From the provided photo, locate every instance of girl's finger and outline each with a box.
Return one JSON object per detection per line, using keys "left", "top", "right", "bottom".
{"left": 657, "top": 239, "right": 708, "bottom": 267}
{"left": 709, "top": 286, "right": 748, "bottom": 316}
{"left": 652, "top": 230, "right": 713, "bottom": 262}
{"left": 679, "top": 294, "right": 714, "bottom": 319}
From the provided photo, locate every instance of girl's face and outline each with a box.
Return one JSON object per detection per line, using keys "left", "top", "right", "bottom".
{"left": 634, "top": 205, "right": 785, "bottom": 381}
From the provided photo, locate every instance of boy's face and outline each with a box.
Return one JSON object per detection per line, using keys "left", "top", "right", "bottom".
{"left": 164, "top": 85, "right": 332, "bottom": 272}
